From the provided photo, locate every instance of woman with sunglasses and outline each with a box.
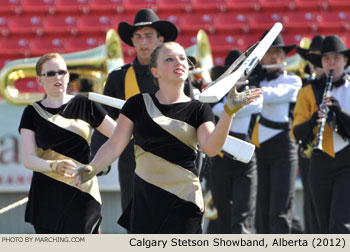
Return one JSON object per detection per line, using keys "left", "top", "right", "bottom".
{"left": 74, "top": 42, "right": 262, "bottom": 233}
{"left": 18, "top": 53, "right": 116, "bottom": 234}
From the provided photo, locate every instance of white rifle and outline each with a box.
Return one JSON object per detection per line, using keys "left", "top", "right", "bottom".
{"left": 199, "top": 22, "right": 283, "bottom": 103}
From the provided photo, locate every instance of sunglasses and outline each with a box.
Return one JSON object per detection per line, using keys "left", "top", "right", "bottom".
{"left": 40, "top": 70, "right": 68, "bottom": 77}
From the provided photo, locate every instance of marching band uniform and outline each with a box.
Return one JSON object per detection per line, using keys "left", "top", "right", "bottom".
{"left": 19, "top": 95, "right": 106, "bottom": 233}
{"left": 292, "top": 35, "right": 350, "bottom": 233}
{"left": 211, "top": 91, "right": 261, "bottom": 233}
{"left": 252, "top": 32, "right": 302, "bottom": 233}
{"left": 294, "top": 34, "right": 324, "bottom": 234}
{"left": 209, "top": 50, "right": 261, "bottom": 234}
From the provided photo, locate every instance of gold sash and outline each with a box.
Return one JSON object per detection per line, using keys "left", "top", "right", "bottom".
{"left": 31, "top": 103, "right": 101, "bottom": 203}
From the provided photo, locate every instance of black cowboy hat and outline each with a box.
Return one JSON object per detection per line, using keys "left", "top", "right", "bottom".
{"left": 210, "top": 49, "right": 242, "bottom": 81}
{"left": 118, "top": 9, "right": 178, "bottom": 47}
{"left": 308, "top": 35, "right": 350, "bottom": 68}
{"left": 296, "top": 34, "right": 324, "bottom": 60}
{"left": 260, "top": 30, "right": 296, "bottom": 54}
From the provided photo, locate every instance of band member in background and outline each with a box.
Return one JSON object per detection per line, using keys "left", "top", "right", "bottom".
{"left": 18, "top": 53, "right": 116, "bottom": 233}
{"left": 292, "top": 35, "right": 350, "bottom": 233}
{"left": 90, "top": 9, "right": 195, "bottom": 216}
{"left": 251, "top": 32, "right": 302, "bottom": 233}
{"left": 74, "top": 42, "right": 262, "bottom": 233}
{"left": 209, "top": 49, "right": 261, "bottom": 233}
{"left": 295, "top": 34, "right": 324, "bottom": 234}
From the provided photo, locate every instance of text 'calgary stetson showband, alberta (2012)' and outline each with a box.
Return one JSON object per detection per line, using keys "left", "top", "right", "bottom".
{"left": 129, "top": 237, "right": 346, "bottom": 249}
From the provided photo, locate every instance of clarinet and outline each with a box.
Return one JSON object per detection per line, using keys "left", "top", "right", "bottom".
{"left": 313, "top": 70, "right": 334, "bottom": 154}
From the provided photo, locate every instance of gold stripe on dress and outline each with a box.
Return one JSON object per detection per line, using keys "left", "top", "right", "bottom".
{"left": 31, "top": 103, "right": 92, "bottom": 145}
{"left": 142, "top": 93, "right": 198, "bottom": 151}
{"left": 36, "top": 148, "right": 101, "bottom": 204}
{"left": 134, "top": 145, "right": 203, "bottom": 211}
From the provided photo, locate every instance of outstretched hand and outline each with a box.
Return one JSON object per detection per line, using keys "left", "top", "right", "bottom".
{"left": 225, "top": 86, "right": 262, "bottom": 116}
{"left": 73, "top": 165, "right": 97, "bottom": 187}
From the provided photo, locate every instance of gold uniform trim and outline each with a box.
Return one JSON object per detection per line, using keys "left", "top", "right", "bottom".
{"left": 36, "top": 148, "right": 101, "bottom": 204}
{"left": 31, "top": 103, "right": 92, "bottom": 145}
{"left": 125, "top": 66, "right": 141, "bottom": 100}
{"left": 292, "top": 85, "right": 335, "bottom": 157}
{"left": 142, "top": 93, "right": 198, "bottom": 151}
{"left": 134, "top": 145, "right": 203, "bottom": 211}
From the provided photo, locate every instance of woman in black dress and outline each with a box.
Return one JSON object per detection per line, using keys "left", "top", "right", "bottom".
{"left": 18, "top": 53, "right": 116, "bottom": 233}
{"left": 75, "top": 42, "right": 262, "bottom": 233}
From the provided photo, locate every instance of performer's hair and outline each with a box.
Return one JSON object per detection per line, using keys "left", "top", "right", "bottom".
{"left": 35, "top": 53, "right": 65, "bottom": 76}
{"left": 149, "top": 42, "right": 190, "bottom": 87}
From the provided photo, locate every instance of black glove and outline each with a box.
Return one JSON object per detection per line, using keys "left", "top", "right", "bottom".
{"left": 329, "top": 96, "right": 341, "bottom": 113}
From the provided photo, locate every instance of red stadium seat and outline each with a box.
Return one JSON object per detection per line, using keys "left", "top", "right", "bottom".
{"left": 282, "top": 33, "right": 306, "bottom": 46}
{"left": 317, "top": 11, "right": 350, "bottom": 33}
{"left": 283, "top": 12, "right": 318, "bottom": 34}
{"left": 15, "top": 78, "right": 44, "bottom": 93}
{"left": 226, "top": 0, "right": 261, "bottom": 13}
{"left": 209, "top": 35, "right": 240, "bottom": 54}
{"left": 30, "top": 38, "right": 65, "bottom": 56}
{"left": 177, "top": 34, "right": 198, "bottom": 48}
{"left": 293, "top": 0, "right": 328, "bottom": 11}
{"left": 157, "top": 13, "right": 182, "bottom": 29}
{"left": 8, "top": 16, "right": 44, "bottom": 37}
{"left": 0, "top": 17, "right": 9, "bottom": 37}
{"left": 21, "top": 0, "right": 56, "bottom": 15}
{"left": 178, "top": 14, "right": 215, "bottom": 36}
{"left": 339, "top": 33, "right": 350, "bottom": 47}
{"left": 260, "top": 0, "right": 295, "bottom": 12}
{"left": 157, "top": 0, "right": 192, "bottom": 14}
{"left": 55, "top": 0, "right": 90, "bottom": 15}
{"left": 77, "top": 15, "right": 113, "bottom": 36}
{"left": 64, "top": 37, "right": 104, "bottom": 52}
{"left": 214, "top": 13, "right": 250, "bottom": 35}
{"left": 249, "top": 13, "right": 284, "bottom": 35}
{"left": 191, "top": 0, "right": 226, "bottom": 13}
{"left": 0, "top": 38, "right": 30, "bottom": 58}
{"left": 111, "top": 14, "right": 134, "bottom": 29}
{"left": 327, "top": 0, "right": 350, "bottom": 12}
{"left": 237, "top": 34, "right": 260, "bottom": 51}
{"left": 122, "top": 0, "right": 158, "bottom": 14}
{"left": 89, "top": 0, "right": 124, "bottom": 15}
{"left": 0, "top": 0, "right": 22, "bottom": 15}
{"left": 42, "top": 16, "right": 78, "bottom": 37}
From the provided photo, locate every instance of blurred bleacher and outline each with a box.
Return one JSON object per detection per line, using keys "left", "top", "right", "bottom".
{"left": 1, "top": 0, "right": 350, "bottom": 74}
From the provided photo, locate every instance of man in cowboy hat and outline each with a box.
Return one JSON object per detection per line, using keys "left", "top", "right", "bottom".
{"left": 292, "top": 35, "right": 350, "bottom": 233}
{"left": 90, "top": 9, "right": 195, "bottom": 217}
{"left": 250, "top": 31, "right": 303, "bottom": 233}
{"left": 295, "top": 34, "right": 324, "bottom": 234}
{"left": 209, "top": 49, "right": 261, "bottom": 233}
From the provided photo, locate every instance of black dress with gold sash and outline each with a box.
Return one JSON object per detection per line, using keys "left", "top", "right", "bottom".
{"left": 18, "top": 95, "right": 107, "bottom": 233}
{"left": 118, "top": 93, "right": 215, "bottom": 233}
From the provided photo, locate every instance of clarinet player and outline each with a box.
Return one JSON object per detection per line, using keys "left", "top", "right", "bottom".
{"left": 292, "top": 35, "right": 350, "bottom": 233}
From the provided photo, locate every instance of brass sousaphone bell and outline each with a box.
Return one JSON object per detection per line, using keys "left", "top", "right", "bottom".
{"left": 0, "top": 28, "right": 124, "bottom": 106}
{"left": 185, "top": 29, "right": 214, "bottom": 85}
